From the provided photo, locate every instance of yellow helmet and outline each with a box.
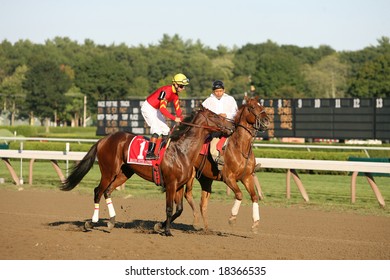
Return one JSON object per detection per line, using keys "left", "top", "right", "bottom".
{"left": 172, "top": 73, "right": 190, "bottom": 85}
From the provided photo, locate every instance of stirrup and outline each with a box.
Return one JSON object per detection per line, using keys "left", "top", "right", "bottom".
{"left": 216, "top": 156, "right": 224, "bottom": 171}
{"left": 216, "top": 156, "right": 224, "bottom": 165}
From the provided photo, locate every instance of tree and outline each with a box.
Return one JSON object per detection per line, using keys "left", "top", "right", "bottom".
{"left": 64, "top": 85, "right": 84, "bottom": 127}
{"left": 343, "top": 37, "right": 390, "bottom": 97}
{"left": 74, "top": 54, "right": 133, "bottom": 114}
{"left": 232, "top": 41, "right": 306, "bottom": 98}
{"left": 303, "top": 53, "right": 349, "bottom": 98}
{"left": 0, "top": 65, "right": 28, "bottom": 125}
{"left": 23, "top": 60, "right": 72, "bottom": 125}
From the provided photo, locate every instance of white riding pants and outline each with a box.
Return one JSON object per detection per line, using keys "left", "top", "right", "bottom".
{"left": 141, "top": 100, "right": 170, "bottom": 135}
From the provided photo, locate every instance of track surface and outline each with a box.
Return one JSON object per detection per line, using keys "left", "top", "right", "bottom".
{"left": 0, "top": 188, "right": 389, "bottom": 260}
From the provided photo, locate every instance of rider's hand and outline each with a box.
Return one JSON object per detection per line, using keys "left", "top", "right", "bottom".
{"left": 174, "top": 117, "right": 182, "bottom": 123}
{"left": 219, "top": 113, "right": 227, "bottom": 118}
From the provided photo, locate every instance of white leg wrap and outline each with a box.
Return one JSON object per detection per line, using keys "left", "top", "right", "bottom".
{"left": 231, "top": 199, "right": 242, "bottom": 216}
{"left": 252, "top": 202, "right": 260, "bottom": 222}
{"left": 106, "top": 198, "right": 116, "bottom": 218}
{"left": 92, "top": 203, "right": 99, "bottom": 223}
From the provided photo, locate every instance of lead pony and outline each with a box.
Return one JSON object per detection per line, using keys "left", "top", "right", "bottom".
{"left": 184, "top": 96, "right": 269, "bottom": 232}
{"left": 60, "top": 106, "right": 234, "bottom": 236}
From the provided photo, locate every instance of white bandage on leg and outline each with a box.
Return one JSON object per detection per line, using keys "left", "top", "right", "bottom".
{"left": 106, "top": 198, "right": 116, "bottom": 218}
{"left": 231, "top": 199, "right": 242, "bottom": 216}
{"left": 92, "top": 203, "right": 99, "bottom": 223}
{"left": 252, "top": 202, "right": 260, "bottom": 222}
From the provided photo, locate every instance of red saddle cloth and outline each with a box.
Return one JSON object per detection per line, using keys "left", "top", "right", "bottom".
{"left": 127, "top": 135, "right": 153, "bottom": 165}
{"left": 126, "top": 135, "right": 166, "bottom": 186}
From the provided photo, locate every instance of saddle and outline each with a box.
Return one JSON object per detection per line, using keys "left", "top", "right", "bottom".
{"left": 127, "top": 135, "right": 168, "bottom": 186}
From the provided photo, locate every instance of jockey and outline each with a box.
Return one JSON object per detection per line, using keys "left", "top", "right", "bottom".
{"left": 141, "top": 73, "right": 190, "bottom": 160}
{"left": 202, "top": 80, "right": 238, "bottom": 169}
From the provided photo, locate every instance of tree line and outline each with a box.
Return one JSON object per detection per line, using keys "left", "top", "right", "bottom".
{"left": 0, "top": 34, "right": 389, "bottom": 126}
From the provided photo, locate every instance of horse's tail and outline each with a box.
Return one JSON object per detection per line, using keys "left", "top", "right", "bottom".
{"left": 60, "top": 141, "right": 99, "bottom": 191}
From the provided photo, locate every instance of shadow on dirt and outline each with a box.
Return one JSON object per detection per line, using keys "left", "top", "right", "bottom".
{"left": 46, "top": 219, "right": 251, "bottom": 238}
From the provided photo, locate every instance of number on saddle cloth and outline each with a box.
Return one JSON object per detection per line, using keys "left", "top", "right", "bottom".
{"left": 126, "top": 136, "right": 154, "bottom": 164}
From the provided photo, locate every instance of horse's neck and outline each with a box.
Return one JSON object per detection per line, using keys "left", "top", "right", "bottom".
{"left": 228, "top": 122, "right": 254, "bottom": 152}
{"left": 174, "top": 127, "right": 209, "bottom": 158}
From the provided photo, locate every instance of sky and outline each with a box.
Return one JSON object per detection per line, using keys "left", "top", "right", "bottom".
{"left": 1, "top": 0, "right": 389, "bottom": 51}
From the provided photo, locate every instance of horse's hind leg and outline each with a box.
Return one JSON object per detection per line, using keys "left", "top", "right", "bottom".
{"left": 184, "top": 168, "right": 200, "bottom": 228}
{"left": 84, "top": 185, "right": 105, "bottom": 231}
{"left": 85, "top": 171, "right": 129, "bottom": 231}
{"left": 198, "top": 175, "right": 213, "bottom": 231}
{"left": 103, "top": 172, "right": 129, "bottom": 230}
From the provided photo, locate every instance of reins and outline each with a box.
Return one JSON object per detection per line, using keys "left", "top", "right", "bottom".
{"left": 179, "top": 121, "right": 224, "bottom": 132}
{"left": 180, "top": 109, "right": 234, "bottom": 132}
{"left": 234, "top": 104, "right": 266, "bottom": 181}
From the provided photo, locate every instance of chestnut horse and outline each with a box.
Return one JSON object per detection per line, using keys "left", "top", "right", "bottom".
{"left": 183, "top": 96, "right": 269, "bottom": 232}
{"left": 60, "top": 106, "right": 234, "bottom": 236}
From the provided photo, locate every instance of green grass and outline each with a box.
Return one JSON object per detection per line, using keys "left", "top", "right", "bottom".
{"left": 1, "top": 160, "right": 389, "bottom": 217}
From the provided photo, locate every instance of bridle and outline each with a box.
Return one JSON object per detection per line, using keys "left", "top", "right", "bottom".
{"left": 235, "top": 104, "right": 269, "bottom": 137}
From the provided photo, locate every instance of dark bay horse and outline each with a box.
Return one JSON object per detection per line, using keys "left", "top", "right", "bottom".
{"left": 60, "top": 106, "right": 234, "bottom": 236}
{"left": 183, "top": 96, "right": 270, "bottom": 232}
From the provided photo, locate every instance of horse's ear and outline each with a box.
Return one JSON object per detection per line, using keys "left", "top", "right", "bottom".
{"left": 244, "top": 94, "right": 249, "bottom": 103}
{"left": 193, "top": 105, "right": 203, "bottom": 113}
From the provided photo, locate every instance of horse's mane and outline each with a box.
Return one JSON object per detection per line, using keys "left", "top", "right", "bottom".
{"left": 234, "top": 96, "right": 259, "bottom": 123}
{"left": 234, "top": 104, "right": 245, "bottom": 124}
{"left": 169, "top": 109, "right": 198, "bottom": 141}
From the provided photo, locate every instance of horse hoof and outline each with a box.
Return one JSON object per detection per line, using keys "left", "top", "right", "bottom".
{"left": 84, "top": 221, "right": 95, "bottom": 231}
{"left": 153, "top": 222, "right": 163, "bottom": 233}
{"left": 251, "top": 220, "right": 260, "bottom": 234}
{"left": 107, "top": 217, "right": 116, "bottom": 230}
{"left": 193, "top": 223, "right": 202, "bottom": 231}
{"left": 228, "top": 215, "right": 237, "bottom": 225}
{"left": 164, "top": 230, "right": 173, "bottom": 237}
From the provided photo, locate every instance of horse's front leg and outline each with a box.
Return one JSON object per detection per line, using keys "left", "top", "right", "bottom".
{"left": 164, "top": 185, "right": 175, "bottom": 236}
{"left": 242, "top": 174, "right": 260, "bottom": 233}
{"left": 225, "top": 178, "right": 243, "bottom": 226}
{"left": 160, "top": 186, "right": 184, "bottom": 229}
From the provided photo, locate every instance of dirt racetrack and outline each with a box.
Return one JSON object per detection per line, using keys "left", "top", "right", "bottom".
{"left": 0, "top": 188, "right": 389, "bottom": 260}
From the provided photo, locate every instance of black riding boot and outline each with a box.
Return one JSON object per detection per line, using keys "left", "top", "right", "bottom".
{"left": 146, "top": 135, "right": 158, "bottom": 160}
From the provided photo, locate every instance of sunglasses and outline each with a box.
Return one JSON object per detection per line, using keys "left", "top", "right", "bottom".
{"left": 178, "top": 84, "right": 186, "bottom": 89}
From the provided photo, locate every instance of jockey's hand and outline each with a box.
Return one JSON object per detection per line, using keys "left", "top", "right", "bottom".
{"left": 219, "top": 113, "right": 227, "bottom": 118}
{"left": 174, "top": 117, "right": 182, "bottom": 123}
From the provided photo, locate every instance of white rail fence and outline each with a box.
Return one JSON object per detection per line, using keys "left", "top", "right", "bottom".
{"left": 1, "top": 149, "right": 389, "bottom": 207}
{"left": 253, "top": 143, "right": 390, "bottom": 158}
{"left": 3, "top": 136, "right": 390, "bottom": 156}
{"left": 255, "top": 157, "right": 389, "bottom": 208}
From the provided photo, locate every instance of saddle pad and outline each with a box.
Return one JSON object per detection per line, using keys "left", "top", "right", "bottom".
{"left": 200, "top": 137, "right": 227, "bottom": 155}
{"left": 200, "top": 142, "right": 210, "bottom": 155}
{"left": 127, "top": 136, "right": 152, "bottom": 165}
{"left": 216, "top": 137, "right": 227, "bottom": 151}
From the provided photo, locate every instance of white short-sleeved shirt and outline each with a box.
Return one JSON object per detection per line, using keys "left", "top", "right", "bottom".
{"left": 202, "top": 93, "right": 238, "bottom": 120}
